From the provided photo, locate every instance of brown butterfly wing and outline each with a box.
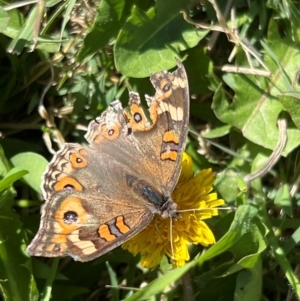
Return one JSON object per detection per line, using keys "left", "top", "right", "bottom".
{"left": 27, "top": 61, "right": 189, "bottom": 261}
{"left": 27, "top": 144, "right": 154, "bottom": 261}
{"left": 86, "top": 60, "right": 189, "bottom": 192}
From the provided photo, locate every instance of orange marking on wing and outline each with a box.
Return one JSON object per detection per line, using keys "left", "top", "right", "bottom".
{"left": 128, "top": 103, "right": 148, "bottom": 131}
{"left": 55, "top": 197, "right": 87, "bottom": 232}
{"left": 124, "top": 110, "right": 131, "bottom": 122}
{"left": 70, "top": 153, "right": 87, "bottom": 168}
{"left": 101, "top": 124, "right": 120, "bottom": 140}
{"left": 50, "top": 197, "right": 88, "bottom": 249}
{"left": 51, "top": 235, "right": 67, "bottom": 245}
{"left": 130, "top": 104, "right": 146, "bottom": 120}
{"left": 98, "top": 224, "right": 116, "bottom": 242}
{"left": 159, "top": 79, "right": 169, "bottom": 90}
{"left": 148, "top": 101, "right": 158, "bottom": 126}
{"left": 163, "top": 130, "right": 179, "bottom": 144}
{"left": 116, "top": 216, "right": 130, "bottom": 234}
{"left": 156, "top": 78, "right": 172, "bottom": 100}
{"left": 161, "top": 150, "right": 178, "bottom": 161}
{"left": 54, "top": 177, "right": 83, "bottom": 192}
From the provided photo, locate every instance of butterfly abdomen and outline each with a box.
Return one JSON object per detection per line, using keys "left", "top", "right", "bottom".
{"left": 124, "top": 173, "right": 177, "bottom": 218}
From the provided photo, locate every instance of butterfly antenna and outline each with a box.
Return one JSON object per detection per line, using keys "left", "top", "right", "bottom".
{"left": 170, "top": 217, "right": 175, "bottom": 265}
{"left": 176, "top": 206, "right": 236, "bottom": 213}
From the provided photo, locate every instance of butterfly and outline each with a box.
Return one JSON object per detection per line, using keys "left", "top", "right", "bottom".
{"left": 27, "top": 60, "right": 189, "bottom": 261}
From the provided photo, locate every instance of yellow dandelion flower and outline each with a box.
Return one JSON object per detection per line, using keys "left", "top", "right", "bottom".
{"left": 122, "top": 153, "right": 225, "bottom": 269}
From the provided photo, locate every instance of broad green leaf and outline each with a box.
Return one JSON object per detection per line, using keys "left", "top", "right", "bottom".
{"left": 0, "top": 7, "right": 9, "bottom": 33}
{"left": 115, "top": 0, "right": 208, "bottom": 77}
{"left": 247, "top": 152, "right": 269, "bottom": 192}
{"left": 279, "top": 94, "right": 300, "bottom": 130}
{"left": 202, "top": 125, "right": 231, "bottom": 138}
{"left": 1, "top": 5, "right": 24, "bottom": 38}
{"left": 212, "top": 21, "right": 300, "bottom": 156}
{"left": 237, "top": 225, "right": 266, "bottom": 269}
{"left": 215, "top": 169, "right": 241, "bottom": 202}
{"left": 222, "top": 221, "right": 267, "bottom": 276}
{"left": 11, "top": 153, "right": 48, "bottom": 194}
{"left": 195, "top": 205, "right": 258, "bottom": 264}
{"left": 0, "top": 167, "right": 28, "bottom": 193}
{"left": 183, "top": 48, "right": 212, "bottom": 95}
{"left": 234, "top": 259, "right": 262, "bottom": 301}
{"left": 193, "top": 266, "right": 238, "bottom": 300}
{"left": 77, "top": 0, "right": 134, "bottom": 63}
{"left": 7, "top": 5, "right": 38, "bottom": 53}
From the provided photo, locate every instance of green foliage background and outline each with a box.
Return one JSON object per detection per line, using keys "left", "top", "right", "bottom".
{"left": 1, "top": 0, "right": 300, "bottom": 300}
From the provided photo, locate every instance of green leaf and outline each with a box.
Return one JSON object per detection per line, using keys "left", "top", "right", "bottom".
{"left": 234, "top": 259, "right": 262, "bottom": 301}
{"left": 106, "top": 262, "right": 119, "bottom": 301}
{"left": 77, "top": 0, "right": 133, "bottom": 63}
{"left": 0, "top": 7, "right": 9, "bottom": 33}
{"left": 7, "top": 5, "right": 38, "bottom": 53}
{"left": 247, "top": 152, "right": 269, "bottom": 192}
{"left": 279, "top": 94, "right": 300, "bottom": 130}
{"left": 202, "top": 125, "right": 231, "bottom": 138}
{"left": 195, "top": 205, "right": 259, "bottom": 264}
{"left": 212, "top": 21, "right": 300, "bottom": 156}
{"left": 11, "top": 152, "right": 48, "bottom": 194}
{"left": 1, "top": 5, "right": 24, "bottom": 38}
{"left": 40, "top": 258, "right": 59, "bottom": 301}
{"left": 60, "top": 0, "right": 76, "bottom": 40}
{"left": 223, "top": 221, "right": 267, "bottom": 275}
{"left": 180, "top": 47, "right": 212, "bottom": 95}
{"left": 0, "top": 145, "right": 10, "bottom": 178}
{"left": 215, "top": 168, "right": 241, "bottom": 203}
{"left": 123, "top": 262, "right": 193, "bottom": 301}
{"left": 0, "top": 167, "right": 28, "bottom": 193}
{"left": 115, "top": 0, "right": 208, "bottom": 77}
{"left": 0, "top": 158, "right": 38, "bottom": 301}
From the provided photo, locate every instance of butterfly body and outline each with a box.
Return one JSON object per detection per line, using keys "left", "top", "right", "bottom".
{"left": 27, "top": 60, "right": 189, "bottom": 262}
